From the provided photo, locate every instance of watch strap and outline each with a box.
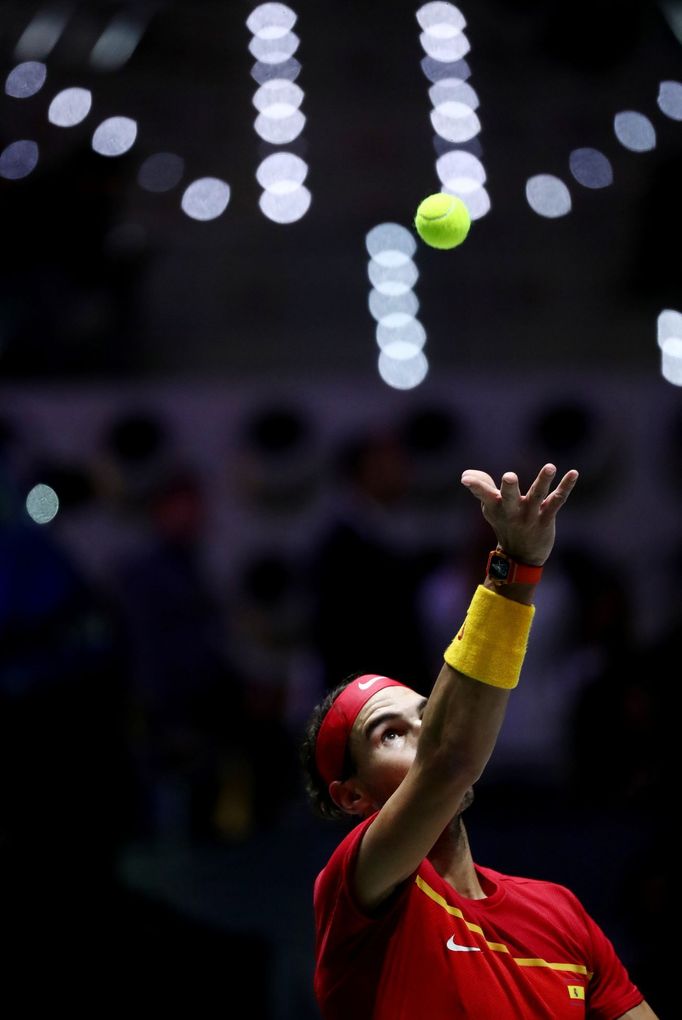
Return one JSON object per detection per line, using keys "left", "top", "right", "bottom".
{"left": 486, "top": 548, "right": 543, "bottom": 585}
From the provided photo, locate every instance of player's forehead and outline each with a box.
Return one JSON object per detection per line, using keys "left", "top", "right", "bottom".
{"left": 353, "top": 685, "right": 423, "bottom": 737}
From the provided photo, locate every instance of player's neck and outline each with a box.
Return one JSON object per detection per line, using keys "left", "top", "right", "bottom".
{"left": 428, "top": 819, "right": 486, "bottom": 900}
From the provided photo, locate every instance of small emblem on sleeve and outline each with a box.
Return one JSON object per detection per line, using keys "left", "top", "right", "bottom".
{"left": 567, "top": 985, "right": 585, "bottom": 1000}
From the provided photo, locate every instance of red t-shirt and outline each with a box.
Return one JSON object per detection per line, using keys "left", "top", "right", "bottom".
{"left": 314, "top": 815, "right": 643, "bottom": 1020}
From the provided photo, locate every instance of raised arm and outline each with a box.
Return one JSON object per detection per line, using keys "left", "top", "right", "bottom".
{"left": 353, "top": 463, "right": 579, "bottom": 910}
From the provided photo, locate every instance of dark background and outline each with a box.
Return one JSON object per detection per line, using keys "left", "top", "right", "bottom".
{"left": 1, "top": 1, "right": 681, "bottom": 1016}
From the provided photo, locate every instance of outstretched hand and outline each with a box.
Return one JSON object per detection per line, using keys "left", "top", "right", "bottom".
{"left": 461, "top": 463, "right": 579, "bottom": 566}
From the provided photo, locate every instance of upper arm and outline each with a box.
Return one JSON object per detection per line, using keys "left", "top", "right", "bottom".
{"left": 354, "top": 668, "right": 510, "bottom": 912}
{"left": 615, "top": 1004, "right": 660, "bottom": 1020}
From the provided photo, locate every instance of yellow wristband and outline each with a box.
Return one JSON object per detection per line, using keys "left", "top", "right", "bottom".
{"left": 443, "top": 585, "right": 535, "bottom": 690}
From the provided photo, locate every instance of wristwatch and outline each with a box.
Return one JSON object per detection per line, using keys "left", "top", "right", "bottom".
{"left": 486, "top": 548, "right": 543, "bottom": 586}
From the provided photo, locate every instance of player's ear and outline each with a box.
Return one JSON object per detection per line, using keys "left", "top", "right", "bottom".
{"left": 329, "top": 778, "right": 372, "bottom": 816}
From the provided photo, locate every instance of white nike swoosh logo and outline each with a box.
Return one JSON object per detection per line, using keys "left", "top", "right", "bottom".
{"left": 357, "top": 676, "right": 387, "bottom": 690}
{"left": 446, "top": 936, "right": 481, "bottom": 952}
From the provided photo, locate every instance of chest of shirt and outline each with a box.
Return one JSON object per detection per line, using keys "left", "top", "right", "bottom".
{"left": 368, "top": 872, "right": 591, "bottom": 1020}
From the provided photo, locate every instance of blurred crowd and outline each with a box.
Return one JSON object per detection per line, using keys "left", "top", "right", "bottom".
{"left": 0, "top": 396, "right": 679, "bottom": 1014}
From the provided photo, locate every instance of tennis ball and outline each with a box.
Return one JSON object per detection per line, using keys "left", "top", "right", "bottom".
{"left": 414, "top": 193, "right": 471, "bottom": 250}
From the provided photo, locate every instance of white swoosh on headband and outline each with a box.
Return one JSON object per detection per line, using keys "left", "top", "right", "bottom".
{"left": 357, "top": 676, "right": 388, "bottom": 690}
{"left": 446, "top": 936, "right": 481, "bottom": 952}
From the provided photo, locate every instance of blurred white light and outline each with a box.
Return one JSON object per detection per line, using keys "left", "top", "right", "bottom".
{"left": 251, "top": 57, "right": 301, "bottom": 84}
{"left": 137, "top": 152, "right": 185, "bottom": 192}
{"left": 433, "top": 134, "right": 483, "bottom": 158}
{"left": 661, "top": 337, "right": 682, "bottom": 385}
{"left": 613, "top": 111, "right": 656, "bottom": 152}
{"left": 421, "top": 56, "right": 471, "bottom": 82}
{"left": 420, "top": 31, "right": 470, "bottom": 62}
{"left": 381, "top": 339, "right": 425, "bottom": 359}
{"left": 378, "top": 349, "right": 429, "bottom": 390}
{"left": 92, "top": 116, "right": 137, "bottom": 156}
{"left": 657, "top": 308, "right": 682, "bottom": 349}
{"left": 365, "top": 223, "right": 416, "bottom": 262}
{"left": 369, "top": 289, "right": 419, "bottom": 322}
{"left": 376, "top": 318, "right": 426, "bottom": 353}
{"left": 440, "top": 173, "right": 482, "bottom": 198}
{"left": 525, "top": 174, "right": 572, "bottom": 218}
{"left": 0, "top": 140, "right": 39, "bottom": 180}
{"left": 181, "top": 177, "right": 231, "bottom": 220}
{"left": 15, "top": 7, "right": 72, "bottom": 60}
{"left": 247, "top": 3, "right": 297, "bottom": 35}
{"left": 256, "top": 152, "right": 308, "bottom": 192}
{"left": 259, "top": 186, "right": 311, "bottom": 222}
{"left": 26, "top": 483, "right": 59, "bottom": 524}
{"left": 5, "top": 61, "right": 47, "bottom": 98}
{"left": 657, "top": 80, "right": 682, "bottom": 120}
{"left": 255, "top": 108, "right": 305, "bottom": 143}
{"left": 569, "top": 147, "right": 613, "bottom": 189}
{"left": 253, "top": 79, "right": 304, "bottom": 114}
{"left": 437, "top": 149, "right": 486, "bottom": 184}
{"left": 429, "top": 79, "right": 479, "bottom": 109}
{"left": 90, "top": 13, "right": 148, "bottom": 71}
{"left": 48, "top": 87, "right": 92, "bottom": 127}
{"left": 416, "top": 3, "right": 466, "bottom": 31}
{"left": 457, "top": 184, "right": 490, "bottom": 220}
{"left": 368, "top": 258, "right": 419, "bottom": 293}
{"left": 378, "top": 312, "right": 417, "bottom": 329}
{"left": 430, "top": 104, "right": 480, "bottom": 143}
{"left": 249, "top": 32, "right": 300, "bottom": 64}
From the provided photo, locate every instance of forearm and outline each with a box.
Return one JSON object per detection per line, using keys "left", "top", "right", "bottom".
{"left": 417, "top": 579, "right": 538, "bottom": 780}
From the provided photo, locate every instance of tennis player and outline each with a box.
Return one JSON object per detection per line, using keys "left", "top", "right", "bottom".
{"left": 300, "top": 463, "right": 658, "bottom": 1019}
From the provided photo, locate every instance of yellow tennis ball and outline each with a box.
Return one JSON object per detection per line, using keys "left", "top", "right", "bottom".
{"left": 414, "top": 192, "right": 471, "bottom": 250}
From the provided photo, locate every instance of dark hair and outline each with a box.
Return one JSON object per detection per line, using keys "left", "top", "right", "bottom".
{"left": 299, "top": 675, "right": 360, "bottom": 821}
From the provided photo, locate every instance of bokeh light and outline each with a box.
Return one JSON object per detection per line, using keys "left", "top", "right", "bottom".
{"left": 248, "top": 4, "right": 310, "bottom": 224}
{"left": 366, "top": 223, "right": 427, "bottom": 388}
{"left": 378, "top": 349, "right": 429, "bottom": 390}
{"left": 613, "top": 111, "right": 656, "bottom": 152}
{"left": 0, "top": 139, "right": 39, "bottom": 180}
{"left": 661, "top": 337, "right": 682, "bottom": 385}
{"left": 181, "top": 178, "right": 231, "bottom": 221}
{"left": 26, "top": 483, "right": 60, "bottom": 524}
{"left": 5, "top": 61, "right": 47, "bottom": 98}
{"left": 418, "top": 2, "right": 489, "bottom": 222}
{"left": 657, "top": 308, "right": 682, "bottom": 349}
{"left": 525, "top": 174, "right": 572, "bottom": 217}
{"left": 569, "top": 148, "right": 613, "bottom": 189}
{"left": 48, "top": 87, "right": 92, "bottom": 128}
{"left": 657, "top": 80, "right": 682, "bottom": 120}
{"left": 259, "top": 186, "right": 311, "bottom": 223}
{"left": 89, "top": 12, "right": 149, "bottom": 72}
{"left": 137, "top": 152, "right": 185, "bottom": 193}
{"left": 91, "top": 116, "right": 138, "bottom": 157}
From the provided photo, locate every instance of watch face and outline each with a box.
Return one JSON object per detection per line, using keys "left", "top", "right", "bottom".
{"left": 489, "top": 555, "right": 510, "bottom": 580}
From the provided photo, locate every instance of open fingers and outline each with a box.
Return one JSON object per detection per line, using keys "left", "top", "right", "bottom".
{"left": 460, "top": 470, "right": 499, "bottom": 502}
{"left": 525, "top": 463, "right": 557, "bottom": 503}
{"left": 540, "top": 469, "right": 580, "bottom": 517}
{"left": 499, "top": 471, "right": 521, "bottom": 504}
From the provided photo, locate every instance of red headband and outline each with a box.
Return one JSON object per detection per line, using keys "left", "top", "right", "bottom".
{"left": 315, "top": 674, "right": 407, "bottom": 787}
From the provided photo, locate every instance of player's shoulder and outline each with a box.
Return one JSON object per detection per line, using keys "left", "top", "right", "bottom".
{"left": 316, "top": 815, "right": 377, "bottom": 888}
{"left": 480, "top": 865, "right": 587, "bottom": 913}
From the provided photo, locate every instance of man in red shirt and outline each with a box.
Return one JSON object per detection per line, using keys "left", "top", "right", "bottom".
{"left": 300, "top": 463, "right": 658, "bottom": 1019}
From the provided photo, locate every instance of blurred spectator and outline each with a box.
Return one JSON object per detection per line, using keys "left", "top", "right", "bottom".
{"left": 225, "top": 551, "right": 314, "bottom": 831}
{"left": 234, "top": 404, "right": 322, "bottom": 515}
{"left": 0, "top": 434, "right": 134, "bottom": 978}
{"left": 568, "top": 564, "right": 678, "bottom": 815}
{"left": 111, "top": 466, "right": 243, "bottom": 845}
{"left": 398, "top": 404, "right": 467, "bottom": 512}
{"left": 307, "top": 428, "right": 431, "bottom": 695}
{"left": 522, "top": 397, "right": 621, "bottom": 507}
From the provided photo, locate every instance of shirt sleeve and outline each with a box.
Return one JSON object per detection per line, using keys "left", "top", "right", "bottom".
{"left": 580, "top": 902, "right": 644, "bottom": 1020}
